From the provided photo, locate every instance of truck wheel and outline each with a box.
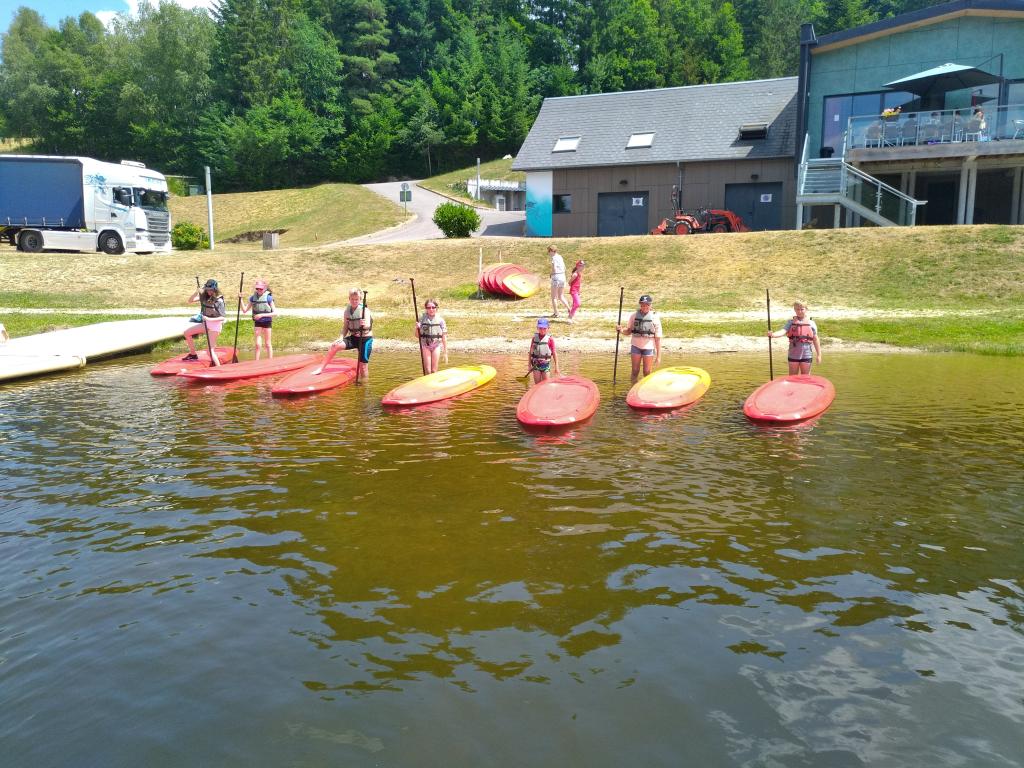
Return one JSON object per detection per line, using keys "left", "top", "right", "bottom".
{"left": 19, "top": 230, "right": 43, "bottom": 252}
{"left": 99, "top": 231, "right": 125, "bottom": 255}
{"left": 674, "top": 221, "right": 692, "bottom": 235}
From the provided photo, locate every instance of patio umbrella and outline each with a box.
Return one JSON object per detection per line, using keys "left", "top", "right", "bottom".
{"left": 884, "top": 63, "right": 1001, "bottom": 108}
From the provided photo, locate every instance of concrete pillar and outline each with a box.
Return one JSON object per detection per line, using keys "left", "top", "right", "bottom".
{"left": 965, "top": 166, "right": 978, "bottom": 225}
{"left": 1011, "top": 167, "right": 1022, "bottom": 226}
{"left": 796, "top": 203, "right": 804, "bottom": 230}
{"left": 833, "top": 205, "right": 841, "bottom": 228}
{"left": 957, "top": 163, "right": 970, "bottom": 224}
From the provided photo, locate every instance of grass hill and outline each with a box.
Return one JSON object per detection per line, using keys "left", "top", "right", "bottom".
{"left": 418, "top": 158, "right": 525, "bottom": 207}
{"left": 168, "top": 183, "right": 407, "bottom": 248}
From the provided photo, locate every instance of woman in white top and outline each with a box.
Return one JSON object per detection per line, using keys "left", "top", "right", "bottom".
{"left": 548, "top": 244, "right": 572, "bottom": 317}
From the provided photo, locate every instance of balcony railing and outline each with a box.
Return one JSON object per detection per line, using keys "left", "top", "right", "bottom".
{"left": 846, "top": 103, "right": 1024, "bottom": 151}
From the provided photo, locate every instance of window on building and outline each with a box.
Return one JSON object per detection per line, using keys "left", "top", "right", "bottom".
{"left": 554, "top": 194, "right": 572, "bottom": 213}
{"left": 820, "top": 90, "right": 913, "bottom": 155}
{"left": 626, "top": 132, "right": 655, "bottom": 148}
{"left": 738, "top": 123, "right": 769, "bottom": 140}
{"left": 552, "top": 136, "right": 581, "bottom": 152}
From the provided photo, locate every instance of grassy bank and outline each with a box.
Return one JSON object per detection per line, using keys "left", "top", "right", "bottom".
{"left": 418, "top": 158, "right": 525, "bottom": 208}
{"left": 2, "top": 225, "right": 1022, "bottom": 355}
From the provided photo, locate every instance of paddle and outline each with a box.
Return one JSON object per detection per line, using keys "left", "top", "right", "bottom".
{"left": 195, "top": 276, "right": 215, "bottom": 366}
{"left": 612, "top": 286, "right": 625, "bottom": 385}
{"left": 232, "top": 271, "right": 244, "bottom": 363}
{"left": 410, "top": 277, "right": 426, "bottom": 375}
{"left": 766, "top": 288, "right": 774, "bottom": 381}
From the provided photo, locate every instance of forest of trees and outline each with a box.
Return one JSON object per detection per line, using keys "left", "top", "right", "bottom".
{"left": 0, "top": 0, "right": 946, "bottom": 190}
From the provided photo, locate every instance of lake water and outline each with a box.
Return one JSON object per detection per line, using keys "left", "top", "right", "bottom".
{"left": 1, "top": 351, "right": 1022, "bottom": 767}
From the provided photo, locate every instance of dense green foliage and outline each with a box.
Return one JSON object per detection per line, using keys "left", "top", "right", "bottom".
{"left": 171, "top": 221, "right": 209, "bottom": 250}
{"left": 0, "top": 0, "right": 943, "bottom": 190}
{"left": 432, "top": 201, "right": 481, "bottom": 237}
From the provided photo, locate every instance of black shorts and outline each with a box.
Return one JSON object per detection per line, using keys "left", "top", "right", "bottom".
{"left": 254, "top": 318, "right": 273, "bottom": 328}
{"left": 344, "top": 336, "right": 373, "bottom": 364}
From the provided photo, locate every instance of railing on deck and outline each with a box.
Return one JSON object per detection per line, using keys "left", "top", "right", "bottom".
{"left": 846, "top": 103, "right": 1024, "bottom": 150}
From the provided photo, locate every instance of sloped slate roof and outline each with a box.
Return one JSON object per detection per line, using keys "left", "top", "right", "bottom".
{"left": 512, "top": 77, "right": 798, "bottom": 171}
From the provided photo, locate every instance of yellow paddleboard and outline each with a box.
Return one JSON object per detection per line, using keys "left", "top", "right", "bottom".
{"left": 626, "top": 366, "right": 711, "bottom": 410}
{"left": 502, "top": 271, "right": 541, "bottom": 298}
{"left": 382, "top": 364, "right": 497, "bottom": 406}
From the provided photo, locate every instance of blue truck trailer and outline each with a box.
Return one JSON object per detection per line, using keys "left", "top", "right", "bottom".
{"left": 0, "top": 155, "right": 171, "bottom": 254}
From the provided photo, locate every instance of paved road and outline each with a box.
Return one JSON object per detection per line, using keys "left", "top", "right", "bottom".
{"left": 347, "top": 181, "right": 524, "bottom": 244}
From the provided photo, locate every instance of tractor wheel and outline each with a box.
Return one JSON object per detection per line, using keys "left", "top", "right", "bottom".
{"left": 674, "top": 221, "right": 692, "bottom": 235}
{"left": 711, "top": 223, "right": 729, "bottom": 233}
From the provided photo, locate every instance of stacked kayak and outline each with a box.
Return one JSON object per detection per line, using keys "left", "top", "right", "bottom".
{"left": 626, "top": 366, "right": 711, "bottom": 410}
{"left": 179, "top": 353, "right": 318, "bottom": 382}
{"left": 272, "top": 358, "right": 358, "bottom": 396}
{"left": 382, "top": 365, "right": 496, "bottom": 406}
{"left": 478, "top": 263, "right": 541, "bottom": 298}
{"left": 151, "top": 347, "right": 235, "bottom": 376}
{"left": 517, "top": 375, "right": 600, "bottom": 427}
{"left": 743, "top": 375, "right": 835, "bottom": 423}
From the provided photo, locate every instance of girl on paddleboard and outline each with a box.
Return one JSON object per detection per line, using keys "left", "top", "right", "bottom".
{"left": 239, "top": 279, "right": 276, "bottom": 360}
{"left": 184, "top": 279, "right": 226, "bottom": 365}
{"left": 768, "top": 300, "right": 821, "bottom": 375}
{"left": 617, "top": 294, "right": 662, "bottom": 384}
{"left": 315, "top": 288, "right": 372, "bottom": 382}
{"left": 567, "top": 260, "right": 585, "bottom": 322}
{"left": 527, "top": 317, "right": 560, "bottom": 385}
{"left": 415, "top": 297, "right": 448, "bottom": 374}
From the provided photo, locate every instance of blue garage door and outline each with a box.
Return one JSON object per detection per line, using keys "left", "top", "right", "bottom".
{"left": 724, "top": 182, "right": 782, "bottom": 231}
{"left": 597, "top": 192, "right": 649, "bottom": 236}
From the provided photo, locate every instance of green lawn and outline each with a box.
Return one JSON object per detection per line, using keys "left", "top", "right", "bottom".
{"left": 418, "top": 158, "right": 525, "bottom": 208}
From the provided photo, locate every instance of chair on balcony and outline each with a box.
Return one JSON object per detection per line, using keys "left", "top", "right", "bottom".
{"left": 882, "top": 120, "right": 902, "bottom": 146}
{"left": 917, "top": 121, "right": 939, "bottom": 144}
{"left": 1014, "top": 119, "right": 1024, "bottom": 139}
{"left": 939, "top": 116, "right": 956, "bottom": 143}
{"left": 864, "top": 122, "right": 883, "bottom": 148}
{"left": 964, "top": 117, "right": 985, "bottom": 141}
{"left": 901, "top": 117, "right": 918, "bottom": 145}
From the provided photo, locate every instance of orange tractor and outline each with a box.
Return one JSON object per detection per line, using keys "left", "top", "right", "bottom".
{"left": 651, "top": 186, "right": 750, "bottom": 234}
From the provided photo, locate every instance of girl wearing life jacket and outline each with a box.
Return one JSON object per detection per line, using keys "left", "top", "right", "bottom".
{"left": 183, "top": 278, "right": 226, "bottom": 365}
{"left": 616, "top": 294, "right": 662, "bottom": 383}
{"left": 527, "top": 317, "right": 559, "bottom": 385}
{"left": 768, "top": 300, "right": 821, "bottom": 374}
{"left": 239, "top": 279, "right": 276, "bottom": 360}
{"left": 314, "top": 288, "right": 373, "bottom": 382}
{"left": 567, "top": 260, "right": 585, "bottom": 322}
{"left": 415, "top": 297, "right": 448, "bottom": 374}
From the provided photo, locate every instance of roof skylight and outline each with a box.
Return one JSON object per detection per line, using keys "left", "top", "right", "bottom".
{"left": 626, "top": 132, "right": 655, "bottom": 149}
{"left": 552, "top": 136, "right": 581, "bottom": 152}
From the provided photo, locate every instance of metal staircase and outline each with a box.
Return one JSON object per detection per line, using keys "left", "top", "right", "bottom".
{"left": 796, "top": 136, "right": 926, "bottom": 228}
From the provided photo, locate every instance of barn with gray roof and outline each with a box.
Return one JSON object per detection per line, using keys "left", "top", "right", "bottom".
{"left": 512, "top": 77, "right": 798, "bottom": 237}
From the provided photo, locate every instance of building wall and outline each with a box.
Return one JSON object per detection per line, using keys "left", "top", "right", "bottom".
{"left": 550, "top": 158, "right": 795, "bottom": 236}
{"left": 807, "top": 14, "right": 1024, "bottom": 154}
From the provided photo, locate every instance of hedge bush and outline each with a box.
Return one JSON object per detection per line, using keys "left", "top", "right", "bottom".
{"left": 171, "top": 221, "right": 209, "bottom": 250}
{"left": 433, "top": 202, "right": 481, "bottom": 238}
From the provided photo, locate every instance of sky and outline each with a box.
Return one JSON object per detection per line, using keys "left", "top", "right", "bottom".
{"left": 0, "top": 0, "right": 216, "bottom": 28}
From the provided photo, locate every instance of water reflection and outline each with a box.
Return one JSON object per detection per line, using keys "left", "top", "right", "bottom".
{"left": 0, "top": 351, "right": 1022, "bottom": 765}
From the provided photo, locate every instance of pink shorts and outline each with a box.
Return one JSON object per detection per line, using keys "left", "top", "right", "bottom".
{"left": 186, "top": 318, "right": 224, "bottom": 334}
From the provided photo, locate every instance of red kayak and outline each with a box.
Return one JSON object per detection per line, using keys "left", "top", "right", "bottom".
{"left": 517, "top": 375, "right": 600, "bottom": 427}
{"left": 179, "top": 353, "right": 318, "bottom": 382}
{"left": 271, "top": 358, "right": 358, "bottom": 396}
{"left": 743, "top": 375, "right": 835, "bottom": 423}
{"left": 150, "top": 347, "right": 235, "bottom": 376}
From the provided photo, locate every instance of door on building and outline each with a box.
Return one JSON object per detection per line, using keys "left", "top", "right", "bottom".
{"left": 597, "top": 191, "right": 650, "bottom": 236}
{"left": 914, "top": 174, "right": 958, "bottom": 225}
{"left": 496, "top": 196, "right": 506, "bottom": 211}
{"left": 724, "top": 182, "right": 783, "bottom": 231}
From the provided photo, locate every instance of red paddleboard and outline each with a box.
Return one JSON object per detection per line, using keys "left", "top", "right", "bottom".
{"left": 491, "top": 264, "right": 525, "bottom": 295}
{"left": 517, "top": 375, "right": 600, "bottom": 427}
{"left": 271, "top": 358, "right": 358, "bottom": 396}
{"left": 150, "top": 347, "right": 235, "bottom": 376}
{"left": 743, "top": 374, "right": 835, "bottom": 423}
{"left": 179, "top": 353, "right": 318, "bottom": 382}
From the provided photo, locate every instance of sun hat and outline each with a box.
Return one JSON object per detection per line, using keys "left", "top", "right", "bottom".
{"left": 204, "top": 278, "right": 218, "bottom": 290}
{"left": 254, "top": 279, "right": 268, "bottom": 290}
{"left": 537, "top": 317, "right": 549, "bottom": 328}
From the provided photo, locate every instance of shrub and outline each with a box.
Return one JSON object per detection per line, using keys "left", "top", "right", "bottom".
{"left": 172, "top": 221, "right": 209, "bottom": 250}
{"left": 433, "top": 202, "right": 481, "bottom": 238}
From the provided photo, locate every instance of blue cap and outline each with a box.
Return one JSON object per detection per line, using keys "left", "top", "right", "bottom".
{"left": 537, "top": 317, "right": 549, "bottom": 328}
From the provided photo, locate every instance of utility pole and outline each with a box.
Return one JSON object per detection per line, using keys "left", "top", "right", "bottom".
{"left": 476, "top": 157, "right": 481, "bottom": 202}
{"left": 205, "top": 165, "right": 215, "bottom": 251}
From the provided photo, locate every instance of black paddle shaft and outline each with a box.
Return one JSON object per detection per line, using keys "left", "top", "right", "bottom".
{"left": 410, "top": 278, "right": 426, "bottom": 374}
{"left": 195, "top": 276, "right": 214, "bottom": 366}
{"left": 232, "top": 271, "right": 244, "bottom": 363}
{"left": 613, "top": 286, "right": 625, "bottom": 385}
{"left": 766, "top": 288, "right": 774, "bottom": 381}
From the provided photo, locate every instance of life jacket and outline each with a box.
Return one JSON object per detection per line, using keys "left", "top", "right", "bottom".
{"left": 344, "top": 304, "right": 372, "bottom": 337}
{"left": 529, "top": 333, "right": 552, "bottom": 366}
{"left": 249, "top": 290, "right": 273, "bottom": 316}
{"left": 418, "top": 312, "right": 444, "bottom": 345}
{"left": 201, "top": 294, "right": 225, "bottom": 318}
{"left": 786, "top": 317, "right": 815, "bottom": 345}
{"left": 631, "top": 310, "right": 657, "bottom": 337}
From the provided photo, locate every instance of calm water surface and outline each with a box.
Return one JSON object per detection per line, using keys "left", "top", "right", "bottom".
{"left": 1, "top": 351, "right": 1022, "bottom": 767}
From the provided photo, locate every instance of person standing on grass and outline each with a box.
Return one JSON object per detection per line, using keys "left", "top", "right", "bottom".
{"left": 768, "top": 300, "right": 821, "bottom": 375}
{"left": 567, "top": 259, "right": 585, "bottom": 322}
{"left": 527, "top": 317, "right": 560, "bottom": 385}
{"left": 315, "top": 288, "right": 372, "bottom": 382}
{"left": 616, "top": 294, "right": 662, "bottom": 383}
{"left": 183, "top": 279, "right": 225, "bottom": 365}
{"left": 548, "top": 244, "right": 571, "bottom": 318}
{"left": 416, "top": 298, "right": 448, "bottom": 375}
{"left": 239, "top": 279, "right": 275, "bottom": 359}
